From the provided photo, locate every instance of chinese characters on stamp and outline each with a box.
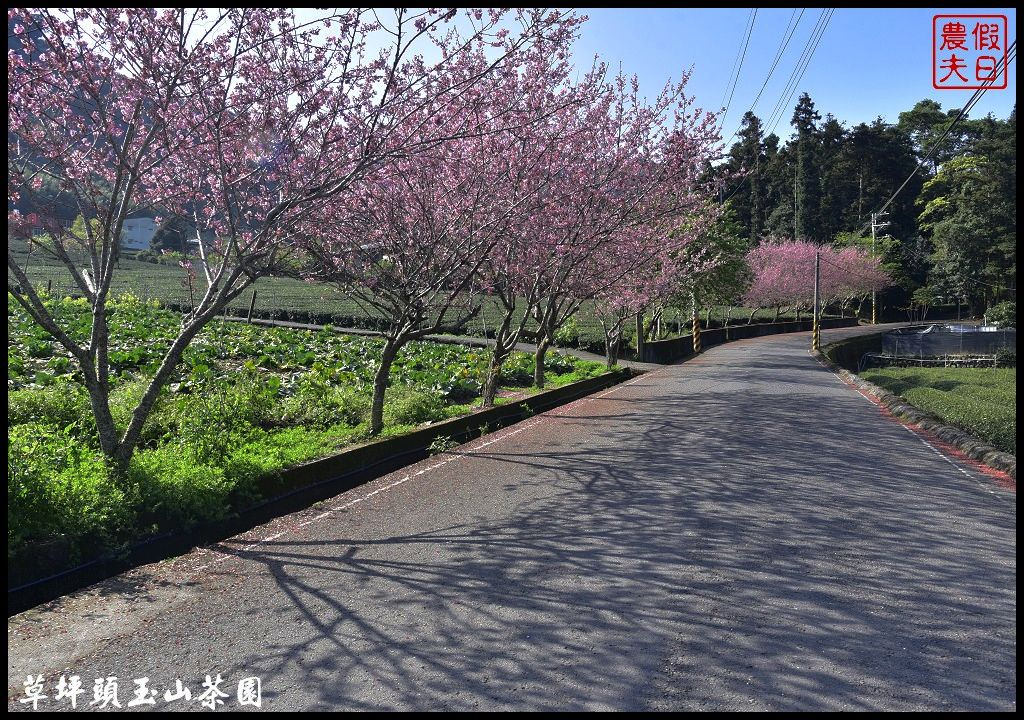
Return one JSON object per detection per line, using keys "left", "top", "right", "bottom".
{"left": 933, "top": 14, "right": 1008, "bottom": 90}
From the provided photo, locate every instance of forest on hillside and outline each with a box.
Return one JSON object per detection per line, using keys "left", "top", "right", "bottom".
{"left": 711, "top": 94, "right": 1016, "bottom": 319}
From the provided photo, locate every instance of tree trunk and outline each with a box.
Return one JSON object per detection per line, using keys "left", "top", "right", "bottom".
{"left": 114, "top": 295, "right": 238, "bottom": 468}
{"left": 606, "top": 338, "right": 620, "bottom": 369}
{"left": 370, "top": 338, "right": 401, "bottom": 435}
{"left": 603, "top": 320, "right": 623, "bottom": 368}
{"left": 747, "top": 308, "right": 757, "bottom": 324}
{"left": 533, "top": 335, "right": 550, "bottom": 389}
{"left": 634, "top": 312, "right": 644, "bottom": 362}
{"left": 481, "top": 312, "right": 516, "bottom": 408}
{"left": 481, "top": 350, "right": 506, "bottom": 408}
{"left": 773, "top": 306, "right": 781, "bottom": 323}
{"left": 83, "top": 366, "right": 120, "bottom": 460}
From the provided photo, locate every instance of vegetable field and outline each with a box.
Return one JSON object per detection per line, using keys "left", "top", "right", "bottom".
{"left": 11, "top": 243, "right": 821, "bottom": 352}
{"left": 8, "top": 293, "right": 606, "bottom": 569}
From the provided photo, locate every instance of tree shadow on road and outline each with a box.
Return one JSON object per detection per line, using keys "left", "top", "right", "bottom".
{"left": 211, "top": 377, "right": 1015, "bottom": 710}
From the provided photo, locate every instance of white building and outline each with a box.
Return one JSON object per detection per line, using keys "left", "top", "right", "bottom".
{"left": 120, "top": 217, "right": 157, "bottom": 250}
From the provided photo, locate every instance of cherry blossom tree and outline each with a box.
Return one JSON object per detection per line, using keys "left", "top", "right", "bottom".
{"left": 824, "top": 246, "right": 891, "bottom": 317}
{"left": 300, "top": 23, "right": 582, "bottom": 431}
{"left": 7, "top": 7, "right": 572, "bottom": 468}
{"left": 519, "top": 71, "right": 722, "bottom": 388}
{"left": 743, "top": 238, "right": 889, "bottom": 321}
{"left": 474, "top": 61, "right": 607, "bottom": 406}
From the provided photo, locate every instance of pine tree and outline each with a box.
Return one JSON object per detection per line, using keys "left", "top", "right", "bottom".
{"left": 791, "top": 93, "right": 821, "bottom": 242}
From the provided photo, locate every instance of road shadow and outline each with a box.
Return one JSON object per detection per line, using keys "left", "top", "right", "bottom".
{"left": 210, "top": 368, "right": 1016, "bottom": 710}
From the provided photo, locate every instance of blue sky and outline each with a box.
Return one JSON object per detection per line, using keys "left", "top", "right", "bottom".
{"left": 571, "top": 7, "right": 1017, "bottom": 141}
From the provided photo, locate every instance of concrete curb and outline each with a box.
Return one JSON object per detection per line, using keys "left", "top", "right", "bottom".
{"left": 813, "top": 347, "right": 1016, "bottom": 480}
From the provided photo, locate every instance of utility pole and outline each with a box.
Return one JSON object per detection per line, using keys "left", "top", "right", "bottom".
{"left": 812, "top": 250, "right": 820, "bottom": 352}
{"left": 870, "top": 211, "right": 889, "bottom": 324}
{"left": 691, "top": 292, "right": 702, "bottom": 354}
{"left": 793, "top": 173, "right": 798, "bottom": 239}
{"left": 858, "top": 172, "right": 863, "bottom": 224}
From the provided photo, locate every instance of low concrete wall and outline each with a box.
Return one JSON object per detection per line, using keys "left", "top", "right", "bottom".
{"left": 8, "top": 369, "right": 631, "bottom": 616}
{"left": 821, "top": 331, "right": 885, "bottom": 372}
{"left": 640, "top": 317, "right": 860, "bottom": 364}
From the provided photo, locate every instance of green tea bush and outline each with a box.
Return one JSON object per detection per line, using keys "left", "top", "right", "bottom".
{"left": 861, "top": 367, "right": 1015, "bottom": 454}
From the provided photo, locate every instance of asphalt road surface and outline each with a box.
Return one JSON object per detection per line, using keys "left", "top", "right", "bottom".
{"left": 8, "top": 324, "right": 1016, "bottom": 711}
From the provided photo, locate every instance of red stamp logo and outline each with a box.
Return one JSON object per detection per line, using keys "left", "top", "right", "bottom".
{"left": 933, "top": 14, "right": 1008, "bottom": 89}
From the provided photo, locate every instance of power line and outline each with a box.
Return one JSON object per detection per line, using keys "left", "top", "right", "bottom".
{"left": 723, "top": 8, "right": 804, "bottom": 147}
{"left": 719, "top": 9, "right": 758, "bottom": 134}
{"left": 765, "top": 8, "right": 834, "bottom": 137}
{"left": 720, "top": 9, "right": 833, "bottom": 206}
{"left": 746, "top": 9, "right": 802, "bottom": 118}
{"left": 760, "top": 9, "right": 829, "bottom": 137}
{"left": 855, "top": 40, "right": 1016, "bottom": 237}
{"left": 718, "top": 10, "right": 752, "bottom": 112}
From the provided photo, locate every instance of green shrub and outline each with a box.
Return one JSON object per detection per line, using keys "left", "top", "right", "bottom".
{"left": 282, "top": 373, "right": 369, "bottom": 428}
{"left": 128, "top": 447, "right": 232, "bottom": 531}
{"left": 995, "top": 347, "right": 1016, "bottom": 368}
{"left": 8, "top": 423, "right": 133, "bottom": 561}
{"left": 8, "top": 382, "right": 93, "bottom": 432}
{"left": 384, "top": 387, "right": 444, "bottom": 426}
{"left": 985, "top": 301, "right": 1016, "bottom": 329}
{"left": 554, "top": 317, "right": 580, "bottom": 347}
{"left": 428, "top": 434, "right": 459, "bottom": 455}
{"left": 499, "top": 353, "right": 534, "bottom": 386}
{"left": 222, "top": 425, "right": 362, "bottom": 500}
{"left": 545, "top": 351, "right": 576, "bottom": 375}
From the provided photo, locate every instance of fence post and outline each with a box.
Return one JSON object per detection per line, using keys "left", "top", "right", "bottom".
{"left": 246, "top": 290, "right": 257, "bottom": 323}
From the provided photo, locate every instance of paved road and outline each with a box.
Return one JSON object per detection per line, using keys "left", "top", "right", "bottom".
{"left": 8, "top": 324, "right": 1015, "bottom": 711}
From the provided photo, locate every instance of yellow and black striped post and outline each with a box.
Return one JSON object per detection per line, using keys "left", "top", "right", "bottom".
{"left": 692, "top": 310, "right": 702, "bottom": 354}
{"left": 812, "top": 250, "right": 821, "bottom": 352}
